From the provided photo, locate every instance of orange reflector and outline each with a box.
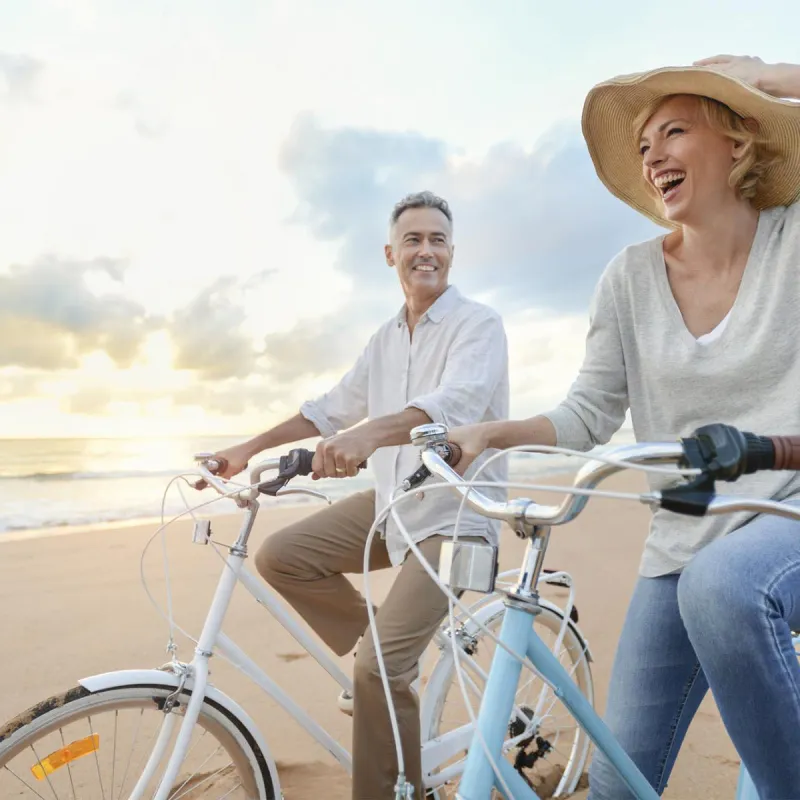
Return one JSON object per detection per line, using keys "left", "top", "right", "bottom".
{"left": 31, "top": 733, "right": 100, "bottom": 780}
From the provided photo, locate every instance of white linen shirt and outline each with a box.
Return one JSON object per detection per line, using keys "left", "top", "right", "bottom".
{"left": 300, "top": 285, "right": 510, "bottom": 566}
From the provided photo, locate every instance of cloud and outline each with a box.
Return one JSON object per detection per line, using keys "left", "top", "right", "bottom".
{"left": 169, "top": 270, "right": 275, "bottom": 380}
{"left": 113, "top": 89, "right": 169, "bottom": 139}
{"left": 172, "top": 381, "right": 285, "bottom": 417}
{"left": 0, "top": 257, "right": 153, "bottom": 369}
{"left": 0, "top": 370, "right": 44, "bottom": 400}
{"left": 61, "top": 377, "right": 287, "bottom": 419}
{"left": 0, "top": 52, "right": 43, "bottom": 101}
{"left": 279, "top": 115, "right": 661, "bottom": 316}
{"left": 65, "top": 385, "right": 113, "bottom": 416}
{"left": 0, "top": 114, "right": 663, "bottom": 427}
{"left": 278, "top": 113, "right": 447, "bottom": 311}
{"left": 262, "top": 316, "right": 376, "bottom": 384}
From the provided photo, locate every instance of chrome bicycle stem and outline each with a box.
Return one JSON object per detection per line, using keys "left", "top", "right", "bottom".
{"left": 230, "top": 501, "right": 259, "bottom": 556}
{"left": 506, "top": 526, "right": 551, "bottom": 614}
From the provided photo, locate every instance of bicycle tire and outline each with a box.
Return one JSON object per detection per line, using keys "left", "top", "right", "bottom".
{"left": 0, "top": 683, "right": 276, "bottom": 799}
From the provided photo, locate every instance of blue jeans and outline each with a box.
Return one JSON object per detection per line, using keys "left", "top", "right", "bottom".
{"left": 587, "top": 511, "right": 800, "bottom": 800}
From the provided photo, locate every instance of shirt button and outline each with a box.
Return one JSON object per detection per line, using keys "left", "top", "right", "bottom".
{"left": 415, "top": 491, "right": 425, "bottom": 501}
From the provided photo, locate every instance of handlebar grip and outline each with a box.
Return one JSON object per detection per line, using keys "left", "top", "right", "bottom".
{"left": 194, "top": 456, "right": 230, "bottom": 491}
{"left": 289, "top": 449, "right": 368, "bottom": 476}
{"left": 690, "top": 425, "right": 800, "bottom": 478}
{"left": 291, "top": 449, "right": 315, "bottom": 476}
{"left": 258, "top": 448, "right": 370, "bottom": 495}
{"left": 740, "top": 433, "right": 776, "bottom": 474}
{"left": 209, "top": 456, "right": 229, "bottom": 474}
{"left": 770, "top": 436, "right": 800, "bottom": 471}
{"left": 443, "top": 441, "right": 462, "bottom": 467}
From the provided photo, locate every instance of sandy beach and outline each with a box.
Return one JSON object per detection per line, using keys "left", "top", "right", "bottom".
{"left": 0, "top": 470, "right": 741, "bottom": 799}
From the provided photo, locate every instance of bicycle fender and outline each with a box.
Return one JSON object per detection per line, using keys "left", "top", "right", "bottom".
{"left": 79, "top": 668, "right": 281, "bottom": 798}
{"left": 458, "top": 597, "right": 593, "bottom": 663}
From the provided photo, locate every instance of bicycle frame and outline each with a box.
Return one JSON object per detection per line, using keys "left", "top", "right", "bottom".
{"left": 458, "top": 589, "right": 798, "bottom": 800}
{"left": 458, "top": 598, "right": 660, "bottom": 800}
{"left": 138, "top": 496, "right": 574, "bottom": 799}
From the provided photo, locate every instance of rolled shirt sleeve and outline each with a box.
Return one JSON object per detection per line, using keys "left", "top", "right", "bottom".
{"left": 300, "top": 339, "right": 371, "bottom": 438}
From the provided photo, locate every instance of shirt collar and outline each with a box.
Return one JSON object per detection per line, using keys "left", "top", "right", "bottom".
{"left": 395, "top": 284, "right": 462, "bottom": 326}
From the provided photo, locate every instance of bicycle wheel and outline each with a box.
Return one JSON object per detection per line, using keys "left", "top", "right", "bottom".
{"left": 422, "top": 600, "right": 593, "bottom": 799}
{"left": 0, "top": 683, "right": 275, "bottom": 799}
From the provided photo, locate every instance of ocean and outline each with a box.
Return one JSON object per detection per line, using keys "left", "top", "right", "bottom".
{"left": 0, "top": 431, "right": 636, "bottom": 536}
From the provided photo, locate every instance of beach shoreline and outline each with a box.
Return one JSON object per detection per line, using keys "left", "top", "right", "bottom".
{"left": 0, "top": 464, "right": 582, "bottom": 544}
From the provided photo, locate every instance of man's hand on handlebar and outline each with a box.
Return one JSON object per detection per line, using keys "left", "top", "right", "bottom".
{"left": 208, "top": 442, "right": 254, "bottom": 480}
{"left": 312, "top": 429, "right": 374, "bottom": 479}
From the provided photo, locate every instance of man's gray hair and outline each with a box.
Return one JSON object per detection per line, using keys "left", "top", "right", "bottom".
{"left": 389, "top": 190, "right": 453, "bottom": 228}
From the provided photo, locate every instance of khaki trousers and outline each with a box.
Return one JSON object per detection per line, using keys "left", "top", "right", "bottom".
{"left": 255, "top": 488, "right": 476, "bottom": 800}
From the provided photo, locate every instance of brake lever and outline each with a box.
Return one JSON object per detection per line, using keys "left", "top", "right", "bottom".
{"left": 275, "top": 487, "right": 332, "bottom": 504}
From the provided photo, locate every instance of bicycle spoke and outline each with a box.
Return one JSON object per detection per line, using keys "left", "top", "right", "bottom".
{"left": 169, "top": 726, "right": 209, "bottom": 789}
{"left": 29, "top": 742, "right": 61, "bottom": 800}
{"left": 218, "top": 780, "right": 244, "bottom": 799}
{"left": 127, "top": 716, "right": 165, "bottom": 796}
{"left": 116, "top": 707, "right": 147, "bottom": 800}
{"left": 167, "top": 741, "right": 222, "bottom": 799}
{"left": 168, "top": 761, "right": 236, "bottom": 800}
{"left": 58, "top": 728, "right": 78, "bottom": 800}
{"left": 87, "top": 716, "right": 107, "bottom": 800}
{"left": 535, "top": 644, "right": 589, "bottom": 723}
{"left": 111, "top": 711, "right": 118, "bottom": 800}
{"left": 4, "top": 764, "right": 52, "bottom": 800}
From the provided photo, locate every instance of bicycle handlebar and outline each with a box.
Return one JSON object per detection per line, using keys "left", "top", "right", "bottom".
{"left": 407, "top": 422, "right": 800, "bottom": 528}
{"left": 190, "top": 421, "right": 800, "bottom": 523}
{"left": 681, "top": 424, "right": 800, "bottom": 479}
{"left": 192, "top": 446, "right": 374, "bottom": 502}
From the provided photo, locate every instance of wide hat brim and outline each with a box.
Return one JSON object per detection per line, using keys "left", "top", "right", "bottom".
{"left": 581, "top": 65, "right": 800, "bottom": 229}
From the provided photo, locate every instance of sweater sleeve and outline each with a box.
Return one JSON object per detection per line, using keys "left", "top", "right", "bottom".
{"left": 542, "top": 263, "right": 630, "bottom": 450}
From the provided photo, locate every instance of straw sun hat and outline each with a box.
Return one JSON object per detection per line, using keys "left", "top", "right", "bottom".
{"left": 581, "top": 65, "right": 800, "bottom": 229}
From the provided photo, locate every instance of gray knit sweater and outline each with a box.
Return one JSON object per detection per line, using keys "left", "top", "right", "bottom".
{"left": 544, "top": 204, "right": 800, "bottom": 576}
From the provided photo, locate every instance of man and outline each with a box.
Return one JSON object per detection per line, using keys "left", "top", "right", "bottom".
{"left": 213, "top": 190, "right": 509, "bottom": 799}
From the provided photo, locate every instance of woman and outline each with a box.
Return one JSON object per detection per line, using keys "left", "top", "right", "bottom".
{"left": 447, "top": 56, "right": 800, "bottom": 799}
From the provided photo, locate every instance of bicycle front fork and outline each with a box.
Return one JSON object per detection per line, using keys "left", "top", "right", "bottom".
{"left": 149, "top": 551, "right": 246, "bottom": 800}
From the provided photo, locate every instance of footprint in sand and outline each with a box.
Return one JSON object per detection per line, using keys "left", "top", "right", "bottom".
{"left": 276, "top": 652, "right": 310, "bottom": 663}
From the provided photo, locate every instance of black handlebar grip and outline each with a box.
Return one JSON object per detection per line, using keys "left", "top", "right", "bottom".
{"left": 293, "top": 449, "right": 368, "bottom": 475}
{"left": 740, "top": 433, "right": 776, "bottom": 474}
{"left": 291, "top": 449, "right": 315, "bottom": 476}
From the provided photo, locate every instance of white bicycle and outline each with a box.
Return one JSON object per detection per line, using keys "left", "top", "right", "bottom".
{"left": 0, "top": 447, "right": 594, "bottom": 799}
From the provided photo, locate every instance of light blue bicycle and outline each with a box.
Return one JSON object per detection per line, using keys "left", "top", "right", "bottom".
{"left": 402, "top": 421, "right": 800, "bottom": 800}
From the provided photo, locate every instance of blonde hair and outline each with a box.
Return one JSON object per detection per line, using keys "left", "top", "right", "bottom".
{"left": 634, "top": 94, "right": 777, "bottom": 200}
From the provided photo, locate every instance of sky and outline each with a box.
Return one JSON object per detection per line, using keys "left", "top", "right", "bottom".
{"left": 0, "top": 0, "right": 798, "bottom": 438}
